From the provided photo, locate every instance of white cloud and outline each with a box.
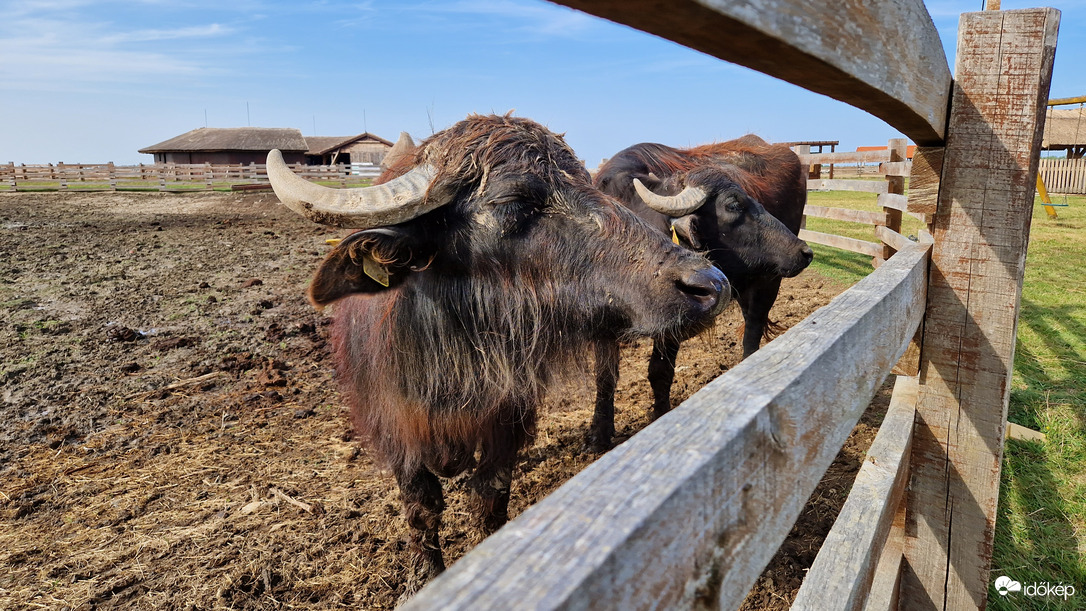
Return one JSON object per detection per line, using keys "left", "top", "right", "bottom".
{"left": 101, "top": 23, "right": 234, "bottom": 44}
{"left": 0, "top": 9, "right": 244, "bottom": 90}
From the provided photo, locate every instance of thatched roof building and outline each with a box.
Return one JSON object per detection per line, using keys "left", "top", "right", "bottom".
{"left": 139, "top": 128, "right": 397, "bottom": 166}
{"left": 1042, "top": 106, "right": 1086, "bottom": 158}
{"left": 139, "top": 128, "right": 309, "bottom": 165}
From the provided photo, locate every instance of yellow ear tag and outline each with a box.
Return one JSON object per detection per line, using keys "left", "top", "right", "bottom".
{"left": 362, "top": 253, "right": 391, "bottom": 287}
{"left": 671, "top": 224, "right": 680, "bottom": 245}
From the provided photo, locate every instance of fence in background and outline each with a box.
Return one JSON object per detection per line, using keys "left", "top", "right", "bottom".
{"left": 0, "top": 162, "right": 382, "bottom": 192}
{"left": 1038, "top": 157, "right": 1086, "bottom": 193}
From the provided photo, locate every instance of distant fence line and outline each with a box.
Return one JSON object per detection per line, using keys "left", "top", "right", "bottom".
{"left": 795, "top": 138, "right": 920, "bottom": 266}
{"left": 1038, "top": 157, "right": 1086, "bottom": 194}
{"left": 0, "top": 161, "right": 383, "bottom": 192}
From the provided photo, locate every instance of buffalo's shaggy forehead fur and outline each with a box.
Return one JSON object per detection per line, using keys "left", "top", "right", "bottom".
{"left": 388, "top": 113, "right": 591, "bottom": 202}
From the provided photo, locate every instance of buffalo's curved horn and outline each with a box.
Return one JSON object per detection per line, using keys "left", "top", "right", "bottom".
{"left": 633, "top": 177, "right": 708, "bottom": 217}
{"left": 266, "top": 149, "right": 439, "bottom": 228}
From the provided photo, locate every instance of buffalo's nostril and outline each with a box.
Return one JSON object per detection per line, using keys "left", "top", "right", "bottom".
{"left": 802, "top": 244, "right": 814, "bottom": 264}
{"left": 676, "top": 266, "right": 726, "bottom": 311}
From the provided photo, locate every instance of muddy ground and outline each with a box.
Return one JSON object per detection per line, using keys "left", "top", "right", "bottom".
{"left": 0, "top": 191, "right": 887, "bottom": 609}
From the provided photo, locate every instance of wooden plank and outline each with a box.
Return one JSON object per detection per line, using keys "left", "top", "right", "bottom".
{"left": 792, "top": 375, "right": 918, "bottom": 611}
{"left": 1048, "top": 94, "right": 1086, "bottom": 106}
{"left": 554, "top": 0, "right": 950, "bottom": 144}
{"left": 799, "top": 229, "right": 884, "bottom": 258}
{"left": 804, "top": 205, "right": 884, "bottom": 226}
{"left": 901, "top": 9, "right": 1060, "bottom": 611}
{"left": 862, "top": 497, "right": 906, "bottom": 611}
{"left": 403, "top": 243, "right": 932, "bottom": 611}
{"left": 809, "top": 179, "right": 889, "bottom": 194}
{"left": 1005, "top": 422, "right": 1046, "bottom": 443}
{"left": 906, "top": 147, "right": 943, "bottom": 217}
{"left": 876, "top": 226, "right": 912, "bottom": 252}
{"left": 883, "top": 140, "right": 908, "bottom": 261}
{"left": 798, "top": 150, "right": 892, "bottom": 165}
{"left": 877, "top": 193, "right": 909, "bottom": 212}
{"left": 878, "top": 161, "right": 911, "bottom": 177}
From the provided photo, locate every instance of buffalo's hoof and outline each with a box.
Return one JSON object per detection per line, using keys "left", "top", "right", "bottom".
{"left": 582, "top": 430, "right": 613, "bottom": 453}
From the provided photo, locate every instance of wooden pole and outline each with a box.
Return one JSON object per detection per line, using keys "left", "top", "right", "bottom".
{"left": 879, "top": 138, "right": 908, "bottom": 266}
{"left": 901, "top": 8, "right": 1059, "bottom": 610}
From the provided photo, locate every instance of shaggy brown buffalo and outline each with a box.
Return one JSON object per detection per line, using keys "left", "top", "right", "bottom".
{"left": 588, "top": 135, "right": 811, "bottom": 449}
{"left": 267, "top": 114, "right": 728, "bottom": 595}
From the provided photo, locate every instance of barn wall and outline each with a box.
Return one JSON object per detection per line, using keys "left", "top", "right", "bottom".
{"left": 344, "top": 142, "right": 390, "bottom": 165}
{"left": 158, "top": 151, "right": 305, "bottom": 165}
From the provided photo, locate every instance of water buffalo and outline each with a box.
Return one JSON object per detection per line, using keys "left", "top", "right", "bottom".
{"left": 587, "top": 135, "right": 812, "bottom": 450}
{"left": 266, "top": 114, "right": 728, "bottom": 595}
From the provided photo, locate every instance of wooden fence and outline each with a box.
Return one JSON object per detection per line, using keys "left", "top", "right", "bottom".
{"left": 796, "top": 139, "right": 923, "bottom": 266}
{"left": 400, "top": 2, "right": 1058, "bottom": 611}
{"left": 0, "top": 161, "right": 382, "bottom": 192}
{"left": 1039, "top": 156, "right": 1086, "bottom": 193}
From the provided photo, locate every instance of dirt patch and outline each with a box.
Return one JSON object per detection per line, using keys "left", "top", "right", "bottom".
{"left": 1, "top": 191, "right": 872, "bottom": 609}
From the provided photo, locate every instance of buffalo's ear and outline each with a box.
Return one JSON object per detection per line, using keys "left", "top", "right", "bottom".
{"left": 631, "top": 171, "right": 665, "bottom": 194}
{"left": 671, "top": 214, "right": 703, "bottom": 249}
{"left": 308, "top": 227, "right": 433, "bottom": 308}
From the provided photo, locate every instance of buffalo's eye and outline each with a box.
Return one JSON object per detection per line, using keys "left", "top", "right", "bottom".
{"left": 723, "top": 193, "right": 746, "bottom": 213}
{"left": 479, "top": 176, "right": 551, "bottom": 234}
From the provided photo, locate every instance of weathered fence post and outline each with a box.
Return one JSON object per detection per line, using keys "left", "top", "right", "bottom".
{"left": 901, "top": 8, "right": 1059, "bottom": 610}
{"left": 880, "top": 139, "right": 908, "bottom": 264}
{"left": 108, "top": 162, "right": 117, "bottom": 191}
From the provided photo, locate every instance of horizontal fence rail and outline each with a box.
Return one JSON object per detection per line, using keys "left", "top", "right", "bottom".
{"left": 791, "top": 374, "right": 918, "bottom": 611}
{"left": 403, "top": 241, "right": 931, "bottom": 611}
{"left": 557, "top": 0, "right": 951, "bottom": 144}
{"left": 796, "top": 139, "right": 922, "bottom": 266}
{"left": 0, "top": 162, "right": 382, "bottom": 192}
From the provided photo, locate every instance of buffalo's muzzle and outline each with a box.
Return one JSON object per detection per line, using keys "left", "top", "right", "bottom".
{"left": 780, "top": 242, "right": 814, "bottom": 278}
{"left": 676, "top": 266, "right": 728, "bottom": 316}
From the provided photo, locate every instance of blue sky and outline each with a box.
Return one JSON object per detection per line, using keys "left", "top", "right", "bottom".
{"left": 1, "top": 0, "right": 1084, "bottom": 166}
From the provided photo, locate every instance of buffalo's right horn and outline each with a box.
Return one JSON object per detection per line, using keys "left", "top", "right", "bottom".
{"left": 266, "top": 149, "right": 439, "bottom": 228}
{"left": 633, "top": 178, "right": 709, "bottom": 217}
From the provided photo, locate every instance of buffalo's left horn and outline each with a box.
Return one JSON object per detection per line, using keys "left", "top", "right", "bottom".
{"left": 633, "top": 178, "right": 708, "bottom": 216}
{"left": 266, "top": 149, "right": 439, "bottom": 228}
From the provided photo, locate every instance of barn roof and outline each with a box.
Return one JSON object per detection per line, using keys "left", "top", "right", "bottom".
{"left": 1042, "top": 106, "right": 1086, "bottom": 148}
{"left": 305, "top": 132, "right": 395, "bottom": 155}
{"left": 138, "top": 127, "right": 309, "bottom": 153}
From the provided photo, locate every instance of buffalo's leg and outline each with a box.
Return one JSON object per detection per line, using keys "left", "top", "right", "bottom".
{"left": 737, "top": 277, "right": 783, "bottom": 359}
{"left": 586, "top": 338, "right": 620, "bottom": 451}
{"left": 647, "top": 337, "right": 681, "bottom": 420}
{"left": 394, "top": 465, "right": 446, "bottom": 598}
{"left": 468, "top": 405, "right": 535, "bottom": 534}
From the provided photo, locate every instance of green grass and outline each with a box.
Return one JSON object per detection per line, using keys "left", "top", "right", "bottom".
{"left": 990, "top": 194, "right": 1086, "bottom": 611}
{"left": 806, "top": 191, "right": 1086, "bottom": 609}
{"left": 803, "top": 189, "right": 928, "bottom": 286}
